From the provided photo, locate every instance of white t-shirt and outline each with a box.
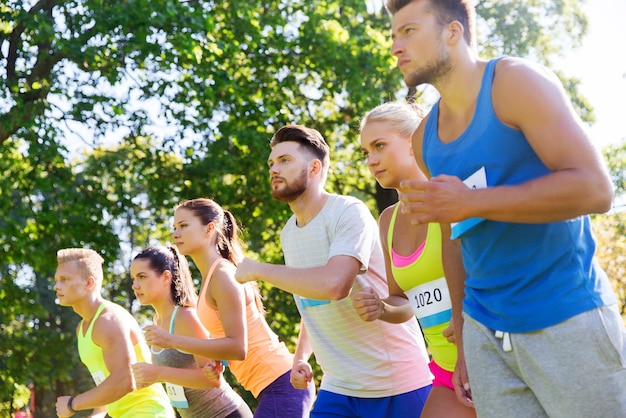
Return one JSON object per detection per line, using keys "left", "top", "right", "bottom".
{"left": 281, "top": 194, "right": 432, "bottom": 397}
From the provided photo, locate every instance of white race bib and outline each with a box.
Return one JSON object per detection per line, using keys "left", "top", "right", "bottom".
{"left": 451, "top": 166, "right": 488, "bottom": 239}
{"left": 91, "top": 371, "right": 106, "bottom": 386}
{"left": 404, "top": 277, "right": 452, "bottom": 328}
{"left": 165, "top": 383, "right": 189, "bottom": 409}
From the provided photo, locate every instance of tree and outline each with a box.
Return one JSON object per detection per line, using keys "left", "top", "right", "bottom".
{"left": 0, "top": 134, "right": 123, "bottom": 415}
{"left": 594, "top": 211, "right": 626, "bottom": 320}
{"left": 594, "top": 140, "right": 626, "bottom": 321}
{"left": 2, "top": 0, "right": 596, "bottom": 414}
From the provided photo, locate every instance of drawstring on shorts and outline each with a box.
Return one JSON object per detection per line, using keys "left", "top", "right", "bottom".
{"left": 495, "top": 330, "right": 512, "bottom": 352}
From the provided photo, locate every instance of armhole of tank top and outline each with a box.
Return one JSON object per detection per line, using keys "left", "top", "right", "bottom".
{"left": 387, "top": 204, "right": 400, "bottom": 254}
{"left": 390, "top": 209, "right": 433, "bottom": 267}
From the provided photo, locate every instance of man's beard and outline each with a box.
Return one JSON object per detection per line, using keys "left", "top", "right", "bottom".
{"left": 404, "top": 46, "right": 451, "bottom": 88}
{"left": 271, "top": 169, "right": 308, "bottom": 203}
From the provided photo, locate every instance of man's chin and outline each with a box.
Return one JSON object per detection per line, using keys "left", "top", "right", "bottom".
{"left": 402, "top": 71, "right": 428, "bottom": 88}
{"left": 403, "top": 76, "right": 422, "bottom": 89}
{"left": 271, "top": 192, "right": 291, "bottom": 203}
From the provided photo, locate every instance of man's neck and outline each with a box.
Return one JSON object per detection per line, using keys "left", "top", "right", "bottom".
{"left": 75, "top": 295, "right": 105, "bottom": 336}
{"left": 436, "top": 55, "right": 485, "bottom": 115}
{"left": 74, "top": 295, "right": 104, "bottom": 321}
{"left": 290, "top": 189, "right": 329, "bottom": 228}
{"left": 433, "top": 56, "right": 487, "bottom": 143}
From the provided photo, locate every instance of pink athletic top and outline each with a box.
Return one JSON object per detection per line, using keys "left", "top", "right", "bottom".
{"left": 196, "top": 259, "right": 293, "bottom": 397}
{"left": 392, "top": 241, "right": 426, "bottom": 267}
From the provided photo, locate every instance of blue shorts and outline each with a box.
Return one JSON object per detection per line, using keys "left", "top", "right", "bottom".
{"left": 311, "top": 386, "right": 432, "bottom": 418}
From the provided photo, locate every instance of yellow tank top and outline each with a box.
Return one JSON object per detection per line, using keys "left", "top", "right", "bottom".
{"left": 388, "top": 205, "right": 457, "bottom": 371}
{"left": 77, "top": 302, "right": 174, "bottom": 417}
{"left": 197, "top": 259, "right": 292, "bottom": 397}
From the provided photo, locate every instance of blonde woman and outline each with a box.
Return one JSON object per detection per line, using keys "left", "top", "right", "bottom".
{"left": 352, "top": 101, "right": 475, "bottom": 418}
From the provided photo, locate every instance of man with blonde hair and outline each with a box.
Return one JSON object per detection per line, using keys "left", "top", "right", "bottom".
{"left": 54, "top": 248, "right": 174, "bottom": 418}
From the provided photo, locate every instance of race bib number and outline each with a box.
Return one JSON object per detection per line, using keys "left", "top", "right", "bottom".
{"left": 451, "top": 166, "right": 487, "bottom": 239}
{"left": 165, "top": 383, "right": 189, "bottom": 409}
{"left": 405, "top": 277, "right": 452, "bottom": 328}
{"left": 91, "top": 371, "right": 106, "bottom": 386}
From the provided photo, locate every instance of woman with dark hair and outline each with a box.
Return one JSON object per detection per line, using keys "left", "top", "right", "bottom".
{"left": 142, "top": 198, "right": 315, "bottom": 418}
{"left": 130, "top": 245, "right": 253, "bottom": 418}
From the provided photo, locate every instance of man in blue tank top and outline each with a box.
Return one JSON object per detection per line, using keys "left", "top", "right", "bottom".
{"left": 384, "top": 1, "right": 626, "bottom": 417}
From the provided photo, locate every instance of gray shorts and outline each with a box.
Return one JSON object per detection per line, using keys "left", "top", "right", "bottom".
{"left": 463, "top": 305, "right": 626, "bottom": 418}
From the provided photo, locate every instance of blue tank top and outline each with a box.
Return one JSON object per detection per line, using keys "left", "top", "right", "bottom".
{"left": 422, "top": 57, "right": 615, "bottom": 332}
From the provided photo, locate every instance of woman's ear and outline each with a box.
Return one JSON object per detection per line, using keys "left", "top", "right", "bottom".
{"left": 162, "top": 270, "right": 172, "bottom": 285}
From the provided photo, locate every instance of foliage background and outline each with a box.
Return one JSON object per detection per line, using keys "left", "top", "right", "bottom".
{"left": 1, "top": 0, "right": 624, "bottom": 416}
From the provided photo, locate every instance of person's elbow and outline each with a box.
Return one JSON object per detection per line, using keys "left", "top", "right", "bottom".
{"left": 326, "top": 279, "right": 354, "bottom": 301}
{"left": 116, "top": 371, "right": 135, "bottom": 396}
{"left": 232, "top": 349, "right": 246, "bottom": 361}
{"left": 588, "top": 174, "right": 614, "bottom": 214}
{"left": 230, "top": 338, "right": 247, "bottom": 361}
{"left": 594, "top": 188, "right": 614, "bottom": 214}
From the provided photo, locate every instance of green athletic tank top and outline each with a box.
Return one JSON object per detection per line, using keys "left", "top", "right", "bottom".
{"left": 77, "top": 302, "right": 174, "bottom": 417}
{"left": 388, "top": 205, "right": 457, "bottom": 371}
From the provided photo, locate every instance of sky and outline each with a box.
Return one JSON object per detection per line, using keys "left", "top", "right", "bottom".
{"left": 557, "top": 0, "right": 626, "bottom": 149}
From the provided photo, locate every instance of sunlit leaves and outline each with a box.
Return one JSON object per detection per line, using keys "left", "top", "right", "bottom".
{"left": 593, "top": 141, "right": 626, "bottom": 321}
{"left": 0, "top": 0, "right": 604, "bottom": 413}
{"left": 604, "top": 141, "right": 626, "bottom": 197}
{"left": 593, "top": 211, "right": 626, "bottom": 321}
